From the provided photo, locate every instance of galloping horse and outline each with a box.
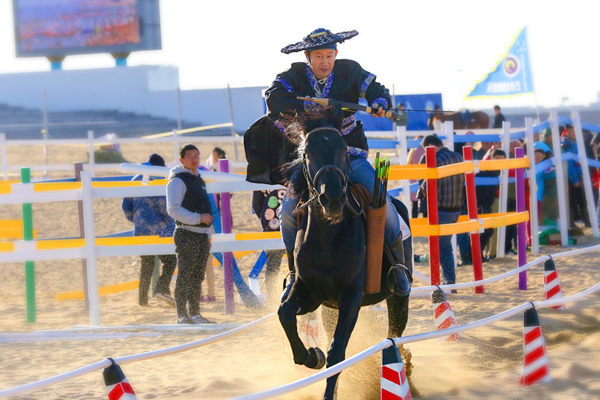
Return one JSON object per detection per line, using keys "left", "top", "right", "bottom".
{"left": 434, "top": 110, "right": 490, "bottom": 129}
{"left": 278, "top": 119, "right": 413, "bottom": 400}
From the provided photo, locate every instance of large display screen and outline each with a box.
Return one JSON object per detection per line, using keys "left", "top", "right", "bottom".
{"left": 13, "top": 0, "right": 161, "bottom": 57}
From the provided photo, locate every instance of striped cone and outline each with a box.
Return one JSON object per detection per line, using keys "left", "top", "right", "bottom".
{"left": 544, "top": 258, "right": 566, "bottom": 311}
{"left": 381, "top": 342, "right": 413, "bottom": 400}
{"left": 519, "top": 308, "right": 551, "bottom": 385}
{"left": 431, "top": 287, "right": 462, "bottom": 342}
{"left": 103, "top": 359, "right": 138, "bottom": 400}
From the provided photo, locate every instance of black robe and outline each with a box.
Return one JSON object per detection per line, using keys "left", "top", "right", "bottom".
{"left": 244, "top": 59, "right": 391, "bottom": 184}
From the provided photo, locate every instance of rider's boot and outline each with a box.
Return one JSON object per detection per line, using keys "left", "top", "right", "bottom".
{"left": 280, "top": 248, "right": 296, "bottom": 303}
{"left": 387, "top": 235, "right": 412, "bottom": 297}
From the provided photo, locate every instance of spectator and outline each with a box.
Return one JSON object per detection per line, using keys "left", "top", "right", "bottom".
{"left": 427, "top": 105, "right": 441, "bottom": 130}
{"left": 167, "top": 144, "right": 215, "bottom": 324}
{"left": 481, "top": 149, "right": 505, "bottom": 258}
{"left": 121, "top": 154, "right": 177, "bottom": 307}
{"left": 563, "top": 124, "right": 591, "bottom": 227}
{"left": 474, "top": 140, "right": 494, "bottom": 160}
{"left": 206, "top": 147, "right": 226, "bottom": 171}
{"left": 407, "top": 137, "right": 426, "bottom": 218}
{"left": 534, "top": 142, "right": 556, "bottom": 224}
{"left": 252, "top": 189, "right": 287, "bottom": 304}
{"left": 396, "top": 103, "right": 408, "bottom": 127}
{"left": 418, "top": 135, "right": 465, "bottom": 288}
{"left": 492, "top": 105, "right": 505, "bottom": 129}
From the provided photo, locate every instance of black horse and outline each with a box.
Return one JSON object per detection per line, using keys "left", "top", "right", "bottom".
{"left": 278, "top": 124, "right": 413, "bottom": 400}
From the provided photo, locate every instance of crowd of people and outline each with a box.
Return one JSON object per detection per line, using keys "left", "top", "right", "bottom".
{"left": 411, "top": 118, "right": 600, "bottom": 272}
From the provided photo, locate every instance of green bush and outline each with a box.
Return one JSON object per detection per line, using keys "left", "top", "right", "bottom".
{"left": 89, "top": 149, "right": 129, "bottom": 164}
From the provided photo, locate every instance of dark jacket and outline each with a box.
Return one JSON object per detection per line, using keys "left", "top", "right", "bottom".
{"left": 121, "top": 175, "right": 175, "bottom": 237}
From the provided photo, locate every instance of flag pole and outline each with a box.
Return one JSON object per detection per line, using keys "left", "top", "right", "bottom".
{"left": 525, "top": 27, "right": 541, "bottom": 123}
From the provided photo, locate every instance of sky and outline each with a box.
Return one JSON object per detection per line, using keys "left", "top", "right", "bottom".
{"left": 2, "top": 0, "right": 600, "bottom": 112}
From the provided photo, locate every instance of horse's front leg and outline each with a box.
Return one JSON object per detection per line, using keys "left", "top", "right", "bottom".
{"left": 323, "top": 288, "right": 362, "bottom": 400}
{"left": 278, "top": 279, "right": 325, "bottom": 369}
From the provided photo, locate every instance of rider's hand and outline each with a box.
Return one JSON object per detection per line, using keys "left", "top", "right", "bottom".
{"left": 201, "top": 213, "right": 214, "bottom": 225}
{"left": 370, "top": 103, "right": 385, "bottom": 118}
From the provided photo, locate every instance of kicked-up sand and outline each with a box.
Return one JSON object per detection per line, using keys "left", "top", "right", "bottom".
{"left": 1, "top": 140, "right": 600, "bottom": 399}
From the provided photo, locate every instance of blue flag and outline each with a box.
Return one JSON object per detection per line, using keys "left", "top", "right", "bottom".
{"left": 466, "top": 27, "right": 533, "bottom": 98}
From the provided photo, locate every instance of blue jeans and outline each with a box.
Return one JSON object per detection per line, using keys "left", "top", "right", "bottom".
{"left": 438, "top": 210, "right": 461, "bottom": 285}
{"left": 280, "top": 155, "right": 401, "bottom": 251}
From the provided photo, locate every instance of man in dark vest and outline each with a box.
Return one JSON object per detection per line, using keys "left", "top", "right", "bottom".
{"left": 167, "top": 144, "right": 215, "bottom": 324}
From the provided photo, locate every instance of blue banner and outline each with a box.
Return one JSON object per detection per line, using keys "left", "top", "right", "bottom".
{"left": 356, "top": 93, "right": 443, "bottom": 131}
{"left": 466, "top": 27, "right": 533, "bottom": 98}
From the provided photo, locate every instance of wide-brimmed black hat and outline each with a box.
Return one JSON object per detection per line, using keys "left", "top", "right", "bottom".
{"left": 281, "top": 28, "right": 358, "bottom": 54}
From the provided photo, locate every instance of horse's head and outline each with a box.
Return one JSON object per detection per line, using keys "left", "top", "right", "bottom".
{"left": 302, "top": 126, "right": 349, "bottom": 220}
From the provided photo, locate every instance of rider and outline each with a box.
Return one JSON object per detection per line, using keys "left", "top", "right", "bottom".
{"left": 265, "top": 28, "right": 411, "bottom": 300}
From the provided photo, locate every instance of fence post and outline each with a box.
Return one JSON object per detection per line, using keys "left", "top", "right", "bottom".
{"left": 497, "top": 121, "right": 511, "bottom": 258}
{"left": 524, "top": 118, "right": 539, "bottom": 255}
{"left": 21, "top": 167, "right": 36, "bottom": 323}
{"left": 549, "top": 108, "right": 569, "bottom": 246}
{"left": 219, "top": 158, "right": 235, "bottom": 314}
{"left": 1, "top": 133, "right": 8, "bottom": 181}
{"left": 87, "top": 131, "right": 95, "bottom": 176}
{"left": 426, "top": 146, "right": 440, "bottom": 286}
{"left": 81, "top": 171, "right": 101, "bottom": 325}
{"left": 444, "top": 121, "right": 454, "bottom": 152}
{"left": 74, "top": 162, "right": 90, "bottom": 311}
{"left": 396, "top": 125, "right": 411, "bottom": 208}
{"left": 571, "top": 107, "right": 599, "bottom": 238}
{"left": 463, "top": 146, "right": 484, "bottom": 293}
{"left": 516, "top": 147, "right": 527, "bottom": 289}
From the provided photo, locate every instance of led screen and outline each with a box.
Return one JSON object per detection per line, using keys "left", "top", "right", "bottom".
{"left": 13, "top": 0, "right": 161, "bottom": 57}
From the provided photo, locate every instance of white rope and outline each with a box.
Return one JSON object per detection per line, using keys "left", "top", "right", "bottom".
{"left": 411, "top": 243, "right": 600, "bottom": 294}
{"left": 2, "top": 244, "right": 600, "bottom": 399}
{"left": 0, "top": 314, "right": 275, "bottom": 399}
{"left": 234, "top": 280, "right": 600, "bottom": 400}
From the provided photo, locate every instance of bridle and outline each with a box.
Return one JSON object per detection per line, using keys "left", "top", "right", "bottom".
{"left": 296, "top": 127, "right": 361, "bottom": 217}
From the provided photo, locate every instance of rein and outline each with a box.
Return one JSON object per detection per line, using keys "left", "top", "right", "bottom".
{"left": 296, "top": 128, "right": 361, "bottom": 218}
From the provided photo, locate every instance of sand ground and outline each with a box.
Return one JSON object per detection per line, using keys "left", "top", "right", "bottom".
{"left": 1, "top": 141, "right": 600, "bottom": 400}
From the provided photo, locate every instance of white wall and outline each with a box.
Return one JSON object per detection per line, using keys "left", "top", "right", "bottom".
{"left": 0, "top": 65, "right": 266, "bottom": 132}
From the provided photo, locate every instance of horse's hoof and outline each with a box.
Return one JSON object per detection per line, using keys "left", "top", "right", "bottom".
{"left": 304, "top": 347, "right": 326, "bottom": 369}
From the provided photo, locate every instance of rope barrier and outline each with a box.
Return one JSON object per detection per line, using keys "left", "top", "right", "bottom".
{"left": 234, "top": 278, "right": 600, "bottom": 400}
{"left": 2, "top": 244, "right": 600, "bottom": 398}
{"left": 0, "top": 314, "right": 275, "bottom": 399}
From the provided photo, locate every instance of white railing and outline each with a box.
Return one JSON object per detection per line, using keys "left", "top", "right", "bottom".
{"left": 0, "top": 124, "right": 245, "bottom": 179}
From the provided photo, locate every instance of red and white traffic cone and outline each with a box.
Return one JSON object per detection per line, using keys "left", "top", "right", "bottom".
{"left": 431, "top": 287, "right": 462, "bottom": 342}
{"left": 519, "top": 307, "right": 551, "bottom": 385}
{"left": 103, "top": 358, "right": 138, "bottom": 400}
{"left": 381, "top": 341, "right": 413, "bottom": 400}
{"left": 544, "top": 258, "right": 566, "bottom": 311}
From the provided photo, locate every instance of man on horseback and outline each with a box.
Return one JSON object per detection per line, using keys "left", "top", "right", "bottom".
{"left": 262, "top": 28, "right": 411, "bottom": 300}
